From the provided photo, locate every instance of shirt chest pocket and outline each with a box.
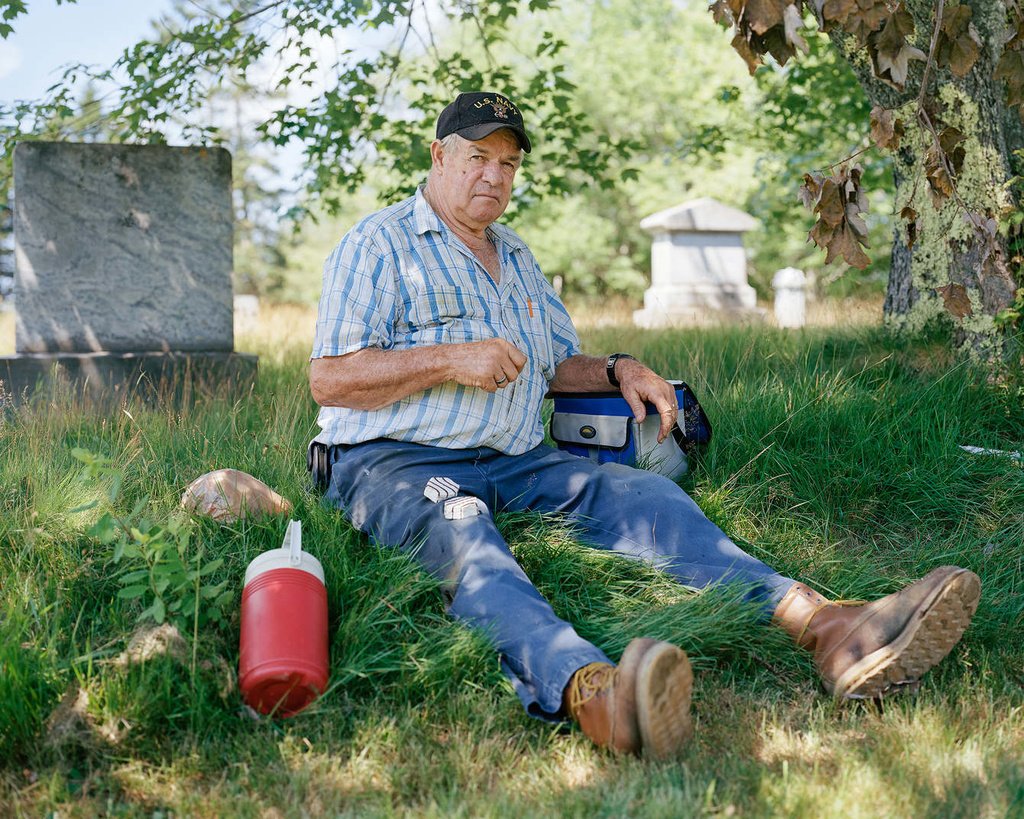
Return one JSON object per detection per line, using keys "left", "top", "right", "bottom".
{"left": 405, "top": 284, "right": 492, "bottom": 346}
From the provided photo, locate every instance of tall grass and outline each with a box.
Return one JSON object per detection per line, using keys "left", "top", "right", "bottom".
{"left": 1, "top": 302, "right": 1022, "bottom": 817}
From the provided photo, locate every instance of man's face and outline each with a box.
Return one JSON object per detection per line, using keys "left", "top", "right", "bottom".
{"left": 433, "top": 130, "right": 523, "bottom": 231}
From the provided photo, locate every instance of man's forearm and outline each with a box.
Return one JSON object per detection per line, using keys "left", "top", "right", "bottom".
{"left": 547, "top": 354, "right": 610, "bottom": 393}
{"left": 310, "top": 337, "right": 529, "bottom": 410}
{"left": 310, "top": 346, "right": 455, "bottom": 410}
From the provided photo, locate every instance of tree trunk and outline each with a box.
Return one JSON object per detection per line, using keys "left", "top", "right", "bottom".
{"left": 831, "top": 0, "right": 1024, "bottom": 359}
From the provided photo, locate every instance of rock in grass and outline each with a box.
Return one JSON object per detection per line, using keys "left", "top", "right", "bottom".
{"left": 181, "top": 468, "right": 291, "bottom": 523}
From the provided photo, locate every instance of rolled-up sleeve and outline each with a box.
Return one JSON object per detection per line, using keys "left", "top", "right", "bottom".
{"left": 312, "top": 230, "right": 397, "bottom": 360}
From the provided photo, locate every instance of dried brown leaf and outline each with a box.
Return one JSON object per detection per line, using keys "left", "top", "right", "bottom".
{"left": 824, "top": 223, "right": 872, "bottom": 268}
{"left": 845, "top": 0, "right": 890, "bottom": 45}
{"left": 870, "top": 106, "right": 894, "bottom": 149}
{"left": 782, "top": 3, "right": 810, "bottom": 56}
{"left": 868, "top": 4, "right": 926, "bottom": 88}
{"left": 925, "top": 146, "right": 954, "bottom": 209}
{"left": 815, "top": 178, "right": 846, "bottom": 227}
{"left": 809, "top": 218, "right": 836, "bottom": 249}
{"left": 845, "top": 201, "right": 870, "bottom": 238}
{"left": 821, "top": 0, "right": 857, "bottom": 25}
{"left": 711, "top": 0, "right": 733, "bottom": 25}
{"left": 936, "top": 282, "right": 973, "bottom": 318}
{"left": 799, "top": 172, "right": 824, "bottom": 210}
{"left": 731, "top": 31, "right": 763, "bottom": 74}
{"left": 995, "top": 47, "right": 1024, "bottom": 111}
{"left": 743, "top": 0, "right": 789, "bottom": 35}
{"left": 936, "top": 5, "right": 982, "bottom": 77}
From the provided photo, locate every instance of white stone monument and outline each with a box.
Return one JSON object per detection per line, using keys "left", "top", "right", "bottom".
{"left": 634, "top": 197, "right": 760, "bottom": 328}
{"left": 772, "top": 267, "right": 806, "bottom": 328}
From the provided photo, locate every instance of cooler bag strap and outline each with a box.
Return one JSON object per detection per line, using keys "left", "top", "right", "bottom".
{"left": 674, "top": 382, "right": 713, "bottom": 450}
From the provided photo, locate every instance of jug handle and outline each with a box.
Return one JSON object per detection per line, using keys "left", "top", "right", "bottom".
{"left": 284, "top": 519, "right": 302, "bottom": 566}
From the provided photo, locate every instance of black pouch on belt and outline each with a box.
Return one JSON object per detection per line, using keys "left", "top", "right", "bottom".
{"left": 307, "top": 441, "right": 333, "bottom": 491}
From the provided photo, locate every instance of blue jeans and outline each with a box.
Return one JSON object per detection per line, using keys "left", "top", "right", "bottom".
{"left": 324, "top": 440, "right": 795, "bottom": 719}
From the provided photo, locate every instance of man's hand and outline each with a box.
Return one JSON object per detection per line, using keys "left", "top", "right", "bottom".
{"left": 614, "top": 358, "right": 679, "bottom": 444}
{"left": 446, "top": 338, "right": 527, "bottom": 393}
{"left": 550, "top": 354, "right": 679, "bottom": 444}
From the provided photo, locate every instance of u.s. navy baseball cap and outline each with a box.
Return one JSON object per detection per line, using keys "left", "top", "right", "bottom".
{"left": 436, "top": 92, "right": 531, "bottom": 153}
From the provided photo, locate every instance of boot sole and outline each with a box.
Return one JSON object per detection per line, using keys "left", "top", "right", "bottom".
{"left": 634, "top": 642, "right": 693, "bottom": 760}
{"left": 831, "top": 568, "right": 981, "bottom": 699}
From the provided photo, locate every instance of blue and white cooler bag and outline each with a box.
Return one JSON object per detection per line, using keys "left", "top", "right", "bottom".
{"left": 549, "top": 381, "right": 712, "bottom": 480}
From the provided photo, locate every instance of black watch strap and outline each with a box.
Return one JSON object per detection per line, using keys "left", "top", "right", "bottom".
{"left": 606, "top": 353, "right": 635, "bottom": 388}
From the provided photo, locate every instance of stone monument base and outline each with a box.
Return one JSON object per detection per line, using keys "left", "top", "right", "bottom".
{"left": 633, "top": 281, "right": 763, "bottom": 328}
{"left": 0, "top": 351, "right": 258, "bottom": 407}
{"left": 633, "top": 306, "right": 766, "bottom": 328}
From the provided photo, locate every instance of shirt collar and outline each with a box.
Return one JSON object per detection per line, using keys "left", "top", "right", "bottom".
{"left": 413, "top": 184, "right": 527, "bottom": 253}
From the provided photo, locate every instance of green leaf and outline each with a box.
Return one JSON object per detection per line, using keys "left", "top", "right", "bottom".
{"left": 87, "top": 515, "right": 118, "bottom": 544}
{"left": 107, "top": 473, "right": 123, "bottom": 503}
{"left": 199, "top": 558, "right": 224, "bottom": 576}
{"left": 117, "top": 585, "right": 150, "bottom": 599}
{"left": 141, "top": 597, "right": 166, "bottom": 624}
{"left": 129, "top": 494, "right": 149, "bottom": 518}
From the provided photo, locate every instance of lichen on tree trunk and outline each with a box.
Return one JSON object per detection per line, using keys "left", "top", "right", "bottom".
{"left": 831, "top": 0, "right": 1024, "bottom": 359}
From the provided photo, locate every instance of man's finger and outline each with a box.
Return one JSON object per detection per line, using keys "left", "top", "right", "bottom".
{"left": 657, "top": 407, "right": 677, "bottom": 444}
{"left": 624, "top": 390, "right": 647, "bottom": 425}
{"left": 648, "top": 391, "right": 679, "bottom": 443}
{"left": 508, "top": 345, "right": 528, "bottom": 372}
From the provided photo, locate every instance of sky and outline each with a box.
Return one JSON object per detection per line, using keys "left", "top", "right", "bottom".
{"left": 0, "top": 0, "right": 176, "bottom": 104}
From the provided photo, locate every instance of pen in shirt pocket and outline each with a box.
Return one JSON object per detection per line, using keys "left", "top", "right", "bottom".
{"left": 527, "top": 296, "right": 534, "bottom": 317}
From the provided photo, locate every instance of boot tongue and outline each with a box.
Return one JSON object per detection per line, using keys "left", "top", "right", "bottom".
{"left": 772, "top": 583, "right": 831, "bottom": 649}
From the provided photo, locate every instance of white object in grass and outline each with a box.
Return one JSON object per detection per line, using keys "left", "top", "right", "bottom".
{"left": 959, "top": 445, "right": 1023, "bottom": 463}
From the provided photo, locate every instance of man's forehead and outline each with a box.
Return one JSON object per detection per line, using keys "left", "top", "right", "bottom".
{"left": 464, "top": 130, "right": 523, "bottom": 156}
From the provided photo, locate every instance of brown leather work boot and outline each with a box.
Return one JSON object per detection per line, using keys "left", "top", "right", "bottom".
{"left": 773, "top": 566, "right": 981, "bottom": 699}
{"left": 563, "top": 638, "right": 693, "bottom": 760}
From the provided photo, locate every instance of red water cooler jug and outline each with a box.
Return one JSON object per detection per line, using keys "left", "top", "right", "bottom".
{"left": 239, "top": 520, "right": 329, "bottom": 716}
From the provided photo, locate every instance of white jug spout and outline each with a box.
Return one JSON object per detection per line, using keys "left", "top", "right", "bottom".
{"left": 283, "top": 519, "right": 302, "bottom": 566}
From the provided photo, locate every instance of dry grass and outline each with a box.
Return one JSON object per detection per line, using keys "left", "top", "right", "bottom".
{"left": 0, "top": 292, "right": 883, "bottom": 361}
{"left": 0, "top": 309, "right": 13, "bottom": 355}
{"left": 564, "top": 295, "right": 885, "bottom": 331}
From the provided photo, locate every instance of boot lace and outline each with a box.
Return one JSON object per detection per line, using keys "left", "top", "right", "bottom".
{"left": 567, "top": 662, "right": 616, "bottom": 717}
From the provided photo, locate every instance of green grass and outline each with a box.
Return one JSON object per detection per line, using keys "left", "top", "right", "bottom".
{"left": 2, "top": 305, "right": 1023, "bottom": 817}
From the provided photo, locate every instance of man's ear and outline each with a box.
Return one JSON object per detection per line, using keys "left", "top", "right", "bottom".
{"left": 429, "top": 139, "right": 445, "bottom": 170}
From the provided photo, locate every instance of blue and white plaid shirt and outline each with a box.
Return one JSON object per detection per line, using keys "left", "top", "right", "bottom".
{"left": 312, "top": 186, "right": 581, "bottom": 455}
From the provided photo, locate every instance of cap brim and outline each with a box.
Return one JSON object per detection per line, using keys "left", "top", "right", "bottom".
{"left": 454, "top": 122, "right": 531, "bottom": 153}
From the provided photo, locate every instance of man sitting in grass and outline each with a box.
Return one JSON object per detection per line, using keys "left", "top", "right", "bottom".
{"left": 308, "top": 91, "right": 981, "bottom": 760}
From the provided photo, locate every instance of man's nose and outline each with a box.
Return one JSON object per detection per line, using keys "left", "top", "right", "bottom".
{"left": 481, "top": 160, "right": 503, "bottom": 184}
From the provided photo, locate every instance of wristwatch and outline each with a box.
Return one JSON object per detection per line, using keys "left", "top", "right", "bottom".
{"left": 606, "top": 353, "right": 635, "bottom": 388}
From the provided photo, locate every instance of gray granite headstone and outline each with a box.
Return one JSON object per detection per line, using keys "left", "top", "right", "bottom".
{"left": 1, "top": 142, "right": 256, "bottom": 406}
{"left": 14, "top": 142, "right": 234, "bottom": 353}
